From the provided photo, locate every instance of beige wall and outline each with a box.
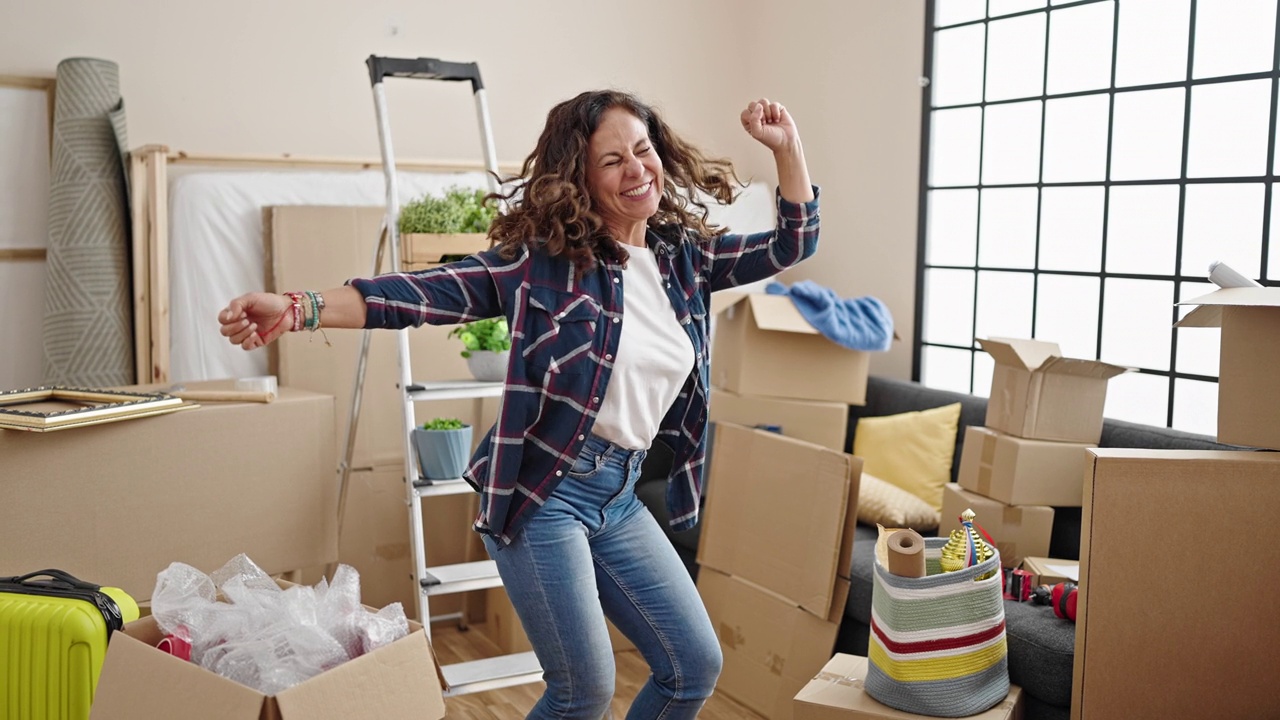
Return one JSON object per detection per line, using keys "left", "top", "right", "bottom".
{"left": 745, "top": 1, "right": 927, "bottom": 380}
{"left": 0, "top": 0, "right": 924, "bottom": 383}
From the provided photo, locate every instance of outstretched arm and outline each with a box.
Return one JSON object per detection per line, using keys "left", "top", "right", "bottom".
{"left": 217, "top": 286, "right": 366, "bottom": 351}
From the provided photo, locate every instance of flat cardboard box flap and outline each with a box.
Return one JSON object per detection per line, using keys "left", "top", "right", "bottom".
{"left": 699, "top": 567, "right": 840, "bottom": 720}
{"left": 979, "top": 337, "right": 1128, "bottom": 379}
{"left": 697, "top": 423, "right": 862, "bottom": 619}
{"left": 793, "top": 653, "right": 1023, "bottom": 720}
{"left": 978, "top": 338, "right": 1061, "bottom": 371}
{"left": 1175, "top": 286, "right": 1280, "bottom": 328}
{"left": 715, "top": 292, "right": 820, "bottom": 336}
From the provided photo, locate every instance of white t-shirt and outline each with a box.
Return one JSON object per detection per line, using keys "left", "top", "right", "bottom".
{"left": 593, "top": 244, "right": 696, "bottom": 450}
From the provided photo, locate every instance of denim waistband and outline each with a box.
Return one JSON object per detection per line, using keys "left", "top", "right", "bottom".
{"left": 578, "top": 433, "right": 647, "bottom": 465}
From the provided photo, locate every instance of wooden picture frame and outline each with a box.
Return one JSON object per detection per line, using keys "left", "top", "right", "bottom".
{"left": 0, "top": 386, "right": 190, "bottom": 432}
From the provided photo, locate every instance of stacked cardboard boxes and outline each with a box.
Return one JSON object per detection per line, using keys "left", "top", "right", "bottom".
{"left": 944, "top": 338, "right": 1127, "bottom": 569}
{"left": 696, "top": 423, "right": 863, "bottom": 720}
{"left": 710, "top": 291, "right": 880, "bottom": 452}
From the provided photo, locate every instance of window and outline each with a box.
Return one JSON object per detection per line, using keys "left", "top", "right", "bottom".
{"left": 916, "top": 0, "right": 1280, "bottom": 434}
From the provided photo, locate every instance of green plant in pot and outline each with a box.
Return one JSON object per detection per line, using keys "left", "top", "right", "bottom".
{"left": 412, "top": 417, "right": 473, "bottom": 482}
{"left": 449, "top": 317, "right": 511, "bottom": 382}
{"left": 398, "top": 186, "right": 497, "bottom": 267}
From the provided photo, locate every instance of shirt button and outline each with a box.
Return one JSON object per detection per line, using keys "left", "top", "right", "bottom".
{"left": 605, "top": 354, "right": 613, "bottom": 361}
{"left": 556, "top": 470, "right": 563, "bottom": 477}
{"left": 613, "top": 278, "right": 619, "bottom": 283}
{"left": 666, "top": 282, "right": 671, "bottom": 288}
{"left": 613, "top": 317, "right": 620, "bottom": 324}
{"left": 592, "top": 397, "right": 600, "bottom": 404}
{"left": 578, "top": 434, "right": 585, "bottom": 441}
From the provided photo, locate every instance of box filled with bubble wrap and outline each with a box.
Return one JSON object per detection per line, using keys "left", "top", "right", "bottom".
{"left": 88, "top": 555, "right": 446, "bottom": 720}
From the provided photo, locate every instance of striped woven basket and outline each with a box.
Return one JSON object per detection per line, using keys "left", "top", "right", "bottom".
{"left": 865, "top": 536, "right": 1009, "bottom": 717}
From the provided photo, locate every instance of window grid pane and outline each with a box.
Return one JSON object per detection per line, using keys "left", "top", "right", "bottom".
{"left": 919, "top": 0, "right": 1280, "bottom": 433}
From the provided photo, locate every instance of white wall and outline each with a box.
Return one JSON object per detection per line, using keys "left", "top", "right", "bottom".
{"left": 0, "top": 0, "right": 925, "bottom": 386}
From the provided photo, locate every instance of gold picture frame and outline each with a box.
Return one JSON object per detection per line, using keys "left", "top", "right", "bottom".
{"left": 0, "top": 386, "right": 192, "bottom": 432}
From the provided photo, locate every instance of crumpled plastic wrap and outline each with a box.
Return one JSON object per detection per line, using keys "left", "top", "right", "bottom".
{"left": 151, "top": 554, "right": 409, "bottom": 694}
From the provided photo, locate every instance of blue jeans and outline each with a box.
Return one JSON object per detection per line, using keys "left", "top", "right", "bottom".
{"left": 482, "top": 434, "right": 722, "bottom": 719}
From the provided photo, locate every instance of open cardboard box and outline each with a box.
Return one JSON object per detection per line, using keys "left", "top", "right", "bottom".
{"left": 90, "top": 581, "right": 447, "bottom": 720}
{"left": 978, "top": 338, "right": 1128, "bottom": 444}
{"left": 711, "top": 292, "right": 872, "bottom": 405}
{"left": 1176, "top": 286, "right": 1280, "bottom": 450}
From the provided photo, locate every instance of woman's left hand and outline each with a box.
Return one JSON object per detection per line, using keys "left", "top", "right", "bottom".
{"left": 741, "top": 98, "right": 800, "bottom": 154}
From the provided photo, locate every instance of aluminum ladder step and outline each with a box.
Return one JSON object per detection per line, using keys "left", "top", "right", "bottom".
{"left": 413, "top": 477, "right": 474, "bottom": 498}
{"left": 442, "top": 651, "right": 543, "bottom": 696}
{"left": 420, "top": 560, "right": 503, "bottom": 596}
{"left": 406, "top": 379, "right": 503, "bottom": 402}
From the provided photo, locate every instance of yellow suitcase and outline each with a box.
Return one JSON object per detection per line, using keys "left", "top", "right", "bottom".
{"left": 0, "top": 570, "right": 139, "bottom": 720}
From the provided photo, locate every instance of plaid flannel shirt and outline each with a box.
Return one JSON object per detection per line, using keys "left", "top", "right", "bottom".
{"left": 350, "top": 187, "right": 820, "bottom": 544}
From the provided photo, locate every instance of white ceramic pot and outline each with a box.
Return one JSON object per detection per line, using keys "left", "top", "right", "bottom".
{"left": 466, "top": 350, "right": 509, "bottom": 382}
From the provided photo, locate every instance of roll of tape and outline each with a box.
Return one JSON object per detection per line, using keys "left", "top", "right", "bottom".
{"left": 235, "top": 375, "right": 278, "bottom": 397}
{"left": 887, "top": 529, "right": 926, "bottom": 578}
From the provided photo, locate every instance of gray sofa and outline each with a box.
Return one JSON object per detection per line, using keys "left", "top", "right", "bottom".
{"left": 635, "top": 374, "right": 1239, "bottom": 720}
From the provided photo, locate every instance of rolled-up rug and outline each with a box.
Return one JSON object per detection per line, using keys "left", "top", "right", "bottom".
{"left": 42, "top": 57, "right": 133, "bottom": 386}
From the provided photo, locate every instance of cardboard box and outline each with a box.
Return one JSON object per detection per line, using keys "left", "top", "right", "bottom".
{"left": 1019, "top": 557, "right": 1079, "bottom": 588}
{"left": 793, "top": 653, "right": 1023, "bottom": 720}
{"left": 1176, "top": 287, "right": 1280, "bottom": 450}
{"left": 710, "top": 387, "right": 849, "bottom": 452}
{"left": 1072, "top": 449, "right": 1280, "bottom": 720}
{"left": 89, "top": 608, "right": 446, "bottom": 719}
{"left": 267, "top": 205, "right": 500, "bottom": 469}
{"left": 698, "top": 567, "right": 840, "bottom": 720}
{"left": 978, "top": 338, "right": 1128, "bottom": 444}
{"left": 939, "top": 484, "right": 1053, "bottom": 569}
{"left": 957, "top": 425, "right": 1093, "bottom": 506}
{"left": 711, "top": 292, "right": 871, "bottom": 404}
{"left": 0, "top": 386, "right": 337, "bottom": 601}
{"left": 697, "top": 423, "right": 862, "bottom": 621}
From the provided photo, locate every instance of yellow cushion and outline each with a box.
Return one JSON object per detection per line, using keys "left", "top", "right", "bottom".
{"left": 857, "top": 472, "right": 941, "bottom": 531}
{"left": 852, "top": 403, "right": 962, "bottom": 511}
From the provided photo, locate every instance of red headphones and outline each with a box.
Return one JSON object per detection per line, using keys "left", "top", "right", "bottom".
{"left": 1031, "top": 582, "right": 1078, "bottom": 622}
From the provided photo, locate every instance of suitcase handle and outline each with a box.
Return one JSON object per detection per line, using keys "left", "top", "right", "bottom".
{"left": 2, "top": 569, "right": 101, "bottom": 592}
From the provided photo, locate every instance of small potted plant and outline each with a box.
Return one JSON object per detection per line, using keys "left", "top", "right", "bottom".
{"left": 398, "top": 186, "right": 498, "bottom": 270}
{"left": 449, "top": 317, "right": 511, "bottom": 382}
{"left": 412, "top": 417, "right": 473, "bottom": 482}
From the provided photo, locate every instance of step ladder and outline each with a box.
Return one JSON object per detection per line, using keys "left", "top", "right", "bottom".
{"left": 337, "top": 55, "right": 542, "bottom": 697}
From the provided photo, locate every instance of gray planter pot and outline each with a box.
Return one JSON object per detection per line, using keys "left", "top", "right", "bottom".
{"left": 465, "top": 350, "right": 509, "bottom": 382}
{"left": 411, "top": 424, "right": 473, "bottom": 481}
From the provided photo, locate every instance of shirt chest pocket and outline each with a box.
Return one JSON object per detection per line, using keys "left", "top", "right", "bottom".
{"left": 522, "top": 287, "right": 601, "bottom": 376}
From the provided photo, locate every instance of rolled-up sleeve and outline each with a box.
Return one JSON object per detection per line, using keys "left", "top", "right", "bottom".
{"left": 348, "top": 249, "right": 508, "bottom": 329}
{"left": 706, "top": 185, "right": 820, "bottom": 292}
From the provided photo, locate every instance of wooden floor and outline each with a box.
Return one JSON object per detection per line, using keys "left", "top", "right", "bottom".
{"left": 431, "top": 622, "right": 767, "bottom": 719}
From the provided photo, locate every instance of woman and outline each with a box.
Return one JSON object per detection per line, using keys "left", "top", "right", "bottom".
{"left": 217, "top": 90, "right": 817, "bottom": 719}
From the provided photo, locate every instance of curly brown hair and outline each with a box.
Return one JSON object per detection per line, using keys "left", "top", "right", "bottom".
{"left": 488, "top": 90, "right": 742, "bottom": 274}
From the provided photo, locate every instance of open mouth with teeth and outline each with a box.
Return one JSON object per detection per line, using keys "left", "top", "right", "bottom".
{"left": 621, "top": 180, "right": 653, "bottom": 199}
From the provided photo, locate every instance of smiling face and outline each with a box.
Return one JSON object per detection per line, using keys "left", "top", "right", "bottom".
{"left": 585, "top": 106, "right": 664, "bottom": 245}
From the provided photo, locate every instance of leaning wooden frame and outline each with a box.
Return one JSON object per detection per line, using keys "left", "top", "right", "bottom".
{"left": 126, "top": 146, "right": 515, "bottom": 385}
{"left": 0, "top": 386, "right": 190, "bottom": 432}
